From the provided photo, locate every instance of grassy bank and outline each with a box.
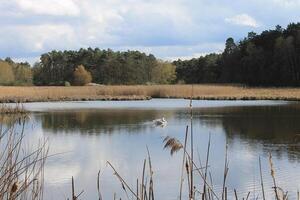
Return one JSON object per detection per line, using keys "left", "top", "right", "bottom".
{"left": 1, "top": 85, "right": 300, "bottom": 103}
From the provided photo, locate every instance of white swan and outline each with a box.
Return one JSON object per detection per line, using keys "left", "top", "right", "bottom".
{"left": 153, "top": 117, "right": 167, "bottom": 127}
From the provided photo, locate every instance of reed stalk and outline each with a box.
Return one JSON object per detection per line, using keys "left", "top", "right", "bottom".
{"left": 202, "top": 134, "right": 211, "bottom": 200}
{"left": 179, "top": 126, "right": 188, "bottom": 200}
{"left": 221, "top": 143, "right": 229, "bottom": 200}
{"left": 269, "top": 153, "right": 280, "bottom": 200}
{"left": 190, "top": 85, "right": 194, "bottom": 200}
{"left": 259, "top": 157, "right": 266, "bottom": 200}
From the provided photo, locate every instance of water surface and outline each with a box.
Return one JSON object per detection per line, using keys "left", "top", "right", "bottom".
{"left": 13, "top": 99, "right": 300, "bottom": 199}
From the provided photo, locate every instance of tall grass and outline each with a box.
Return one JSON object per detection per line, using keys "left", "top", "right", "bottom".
{"left": 0, "top": 113, "right": 48, "bottom": 199}
{"left": 2, "top": 85, "right": 300, "bottom": 102}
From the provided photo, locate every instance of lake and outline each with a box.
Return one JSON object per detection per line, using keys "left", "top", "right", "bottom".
{"left": 12, "top": 99, "right": 300, "bottom": 199}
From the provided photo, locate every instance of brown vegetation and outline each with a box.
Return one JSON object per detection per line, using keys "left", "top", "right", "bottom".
{"left": 0, "top": 59, "right": 32, "bottom": 86}
{"left": 1, "top": 85, "right": 300, "bottom": 103}
{"left": 73, "top": 65, "right": 92, "bottom": 86}
{"left": 0, "top": 61, "right": 15, "bottom": 85}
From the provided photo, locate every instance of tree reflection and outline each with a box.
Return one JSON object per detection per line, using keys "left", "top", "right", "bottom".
{"left": 36, "top": 109, "right": 174, "bottom": 134}
{"left": 193, "top": 105, "right": 300, "bottom": 160}
{"left": 35, "top": 103, "right": 300, "bottom": 160}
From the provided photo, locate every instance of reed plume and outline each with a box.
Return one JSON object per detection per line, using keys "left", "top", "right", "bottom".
{"left": 163, "top": 136, "right": 183, "bottom": 156}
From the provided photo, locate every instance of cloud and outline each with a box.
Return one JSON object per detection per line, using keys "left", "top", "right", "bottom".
{"left": 13, "top": 0, "right": 80, "bottom": 16}
{"left": 118, "top": 43, "right": 225, "bottom": 61}
{"left": 1, "top": 0, "right": 300, "bottom": 62}
{"left": 0, "top": 24, "right": 76, "bottom": 57}
{"left": 225, "top": 14, "right": 259, "bottom": 28}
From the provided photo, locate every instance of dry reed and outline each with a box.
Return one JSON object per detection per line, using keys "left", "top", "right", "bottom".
{"left": 2, "top": 85, "right": 300, "bottom": 103}
{"left": 0, "top": 104, "right": 27, "bottom": 114}
{"left": 163, "top": 136, "right": 183, "bottom": 155}
{"left": 106, "top": 155, "right": 155, "bottom": 200}
{"left": 0, "top": 113, "right": 48, "bottom": 200}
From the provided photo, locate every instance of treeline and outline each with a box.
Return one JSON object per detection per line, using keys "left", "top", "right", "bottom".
{"left": 0, "top": 58, "right": 32, "bottom": 85}
{"left": 175, "top": 23, "right": 300, "bottom": 86}
{"left": 32, "top": 49, "right": 176, "bottom": 86}
{"left": 1, "top": 49, "right": 176, "bottom": 86}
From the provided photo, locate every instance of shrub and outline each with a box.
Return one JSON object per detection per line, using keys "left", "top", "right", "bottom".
{"left": 73, "top": 65, "right": 92, "bottom": 86}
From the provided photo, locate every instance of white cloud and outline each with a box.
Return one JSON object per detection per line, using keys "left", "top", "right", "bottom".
{"left": 71, "top": 0, "right": 198, "bottom": 47}
{"left": 225, "top": 14, "right": 259, "bottom": 28}
{"left": 14, "top": 0, "right": 80, "bottom": 16}
{"left": 0, "top": 24, "right": 76, "bottom": 53}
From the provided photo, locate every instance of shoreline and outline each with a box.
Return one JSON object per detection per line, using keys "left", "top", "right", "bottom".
{"left": 3, "top": 96, "right": 300, "bottom": 104}
{"left": 1, "top": 85, "right": 300, "bottom": 103}
{"left": 0, "top": 95, "right": 151, "bottom": 103}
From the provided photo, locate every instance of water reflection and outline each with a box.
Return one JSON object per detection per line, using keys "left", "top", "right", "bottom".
{"left": 35, "top": 109, "right": 175, "bottom": 134}
{"left": 196, "top": 106, "right": 300, "bottom": 159}
{"left": 36, "top": 105, "right": 300, "bottom": 156}
{"left": 19, "top": 100, "right": 300, "bottom": 199}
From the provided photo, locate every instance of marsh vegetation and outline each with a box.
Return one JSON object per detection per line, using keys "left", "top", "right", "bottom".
{"left": 2, "top": 85, "right": 300, "bottom": 103}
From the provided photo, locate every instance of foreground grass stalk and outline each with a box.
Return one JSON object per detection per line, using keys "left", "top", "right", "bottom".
{"left": 179, "top": 126, "right": 188, "bottom": 200}
{"left": 141, "top": 159, "right": 146, "bottom": 200}
{"left": 190, "top": 85, "right": 194, "bottom": 200}
{"left": 221, "top": 143, "right": 229, "bottom": 200}
{"left": 269, "top": 153, "right": 280, "bottom": 200}
{"left": 70, "top": 177, "right": 84, "bottom": 200}
{"left": 71, "top": 176, "right": 75, "bottom": 200}
{"left": 146, "top": 147, "right": 154, "bottom": 200}
{"left": 107, "top": 161, "right": 140, "bottom": 200}
{"left": 97, "top": 170, "right": 102, "bottom": 200}
{"left": 259, "top": 157, "right": 266, "bottom": 200}
{"left": 202, "top": 134, "right": 211, "bottom": 200}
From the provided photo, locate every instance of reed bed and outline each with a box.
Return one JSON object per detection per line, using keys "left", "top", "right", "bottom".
{"left": 1, "top": 85, "right": 300, "bottom": 103}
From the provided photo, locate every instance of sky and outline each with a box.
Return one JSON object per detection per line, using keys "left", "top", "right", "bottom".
{"left": 0, "top": 0, "right": 300, "bottom": 64}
